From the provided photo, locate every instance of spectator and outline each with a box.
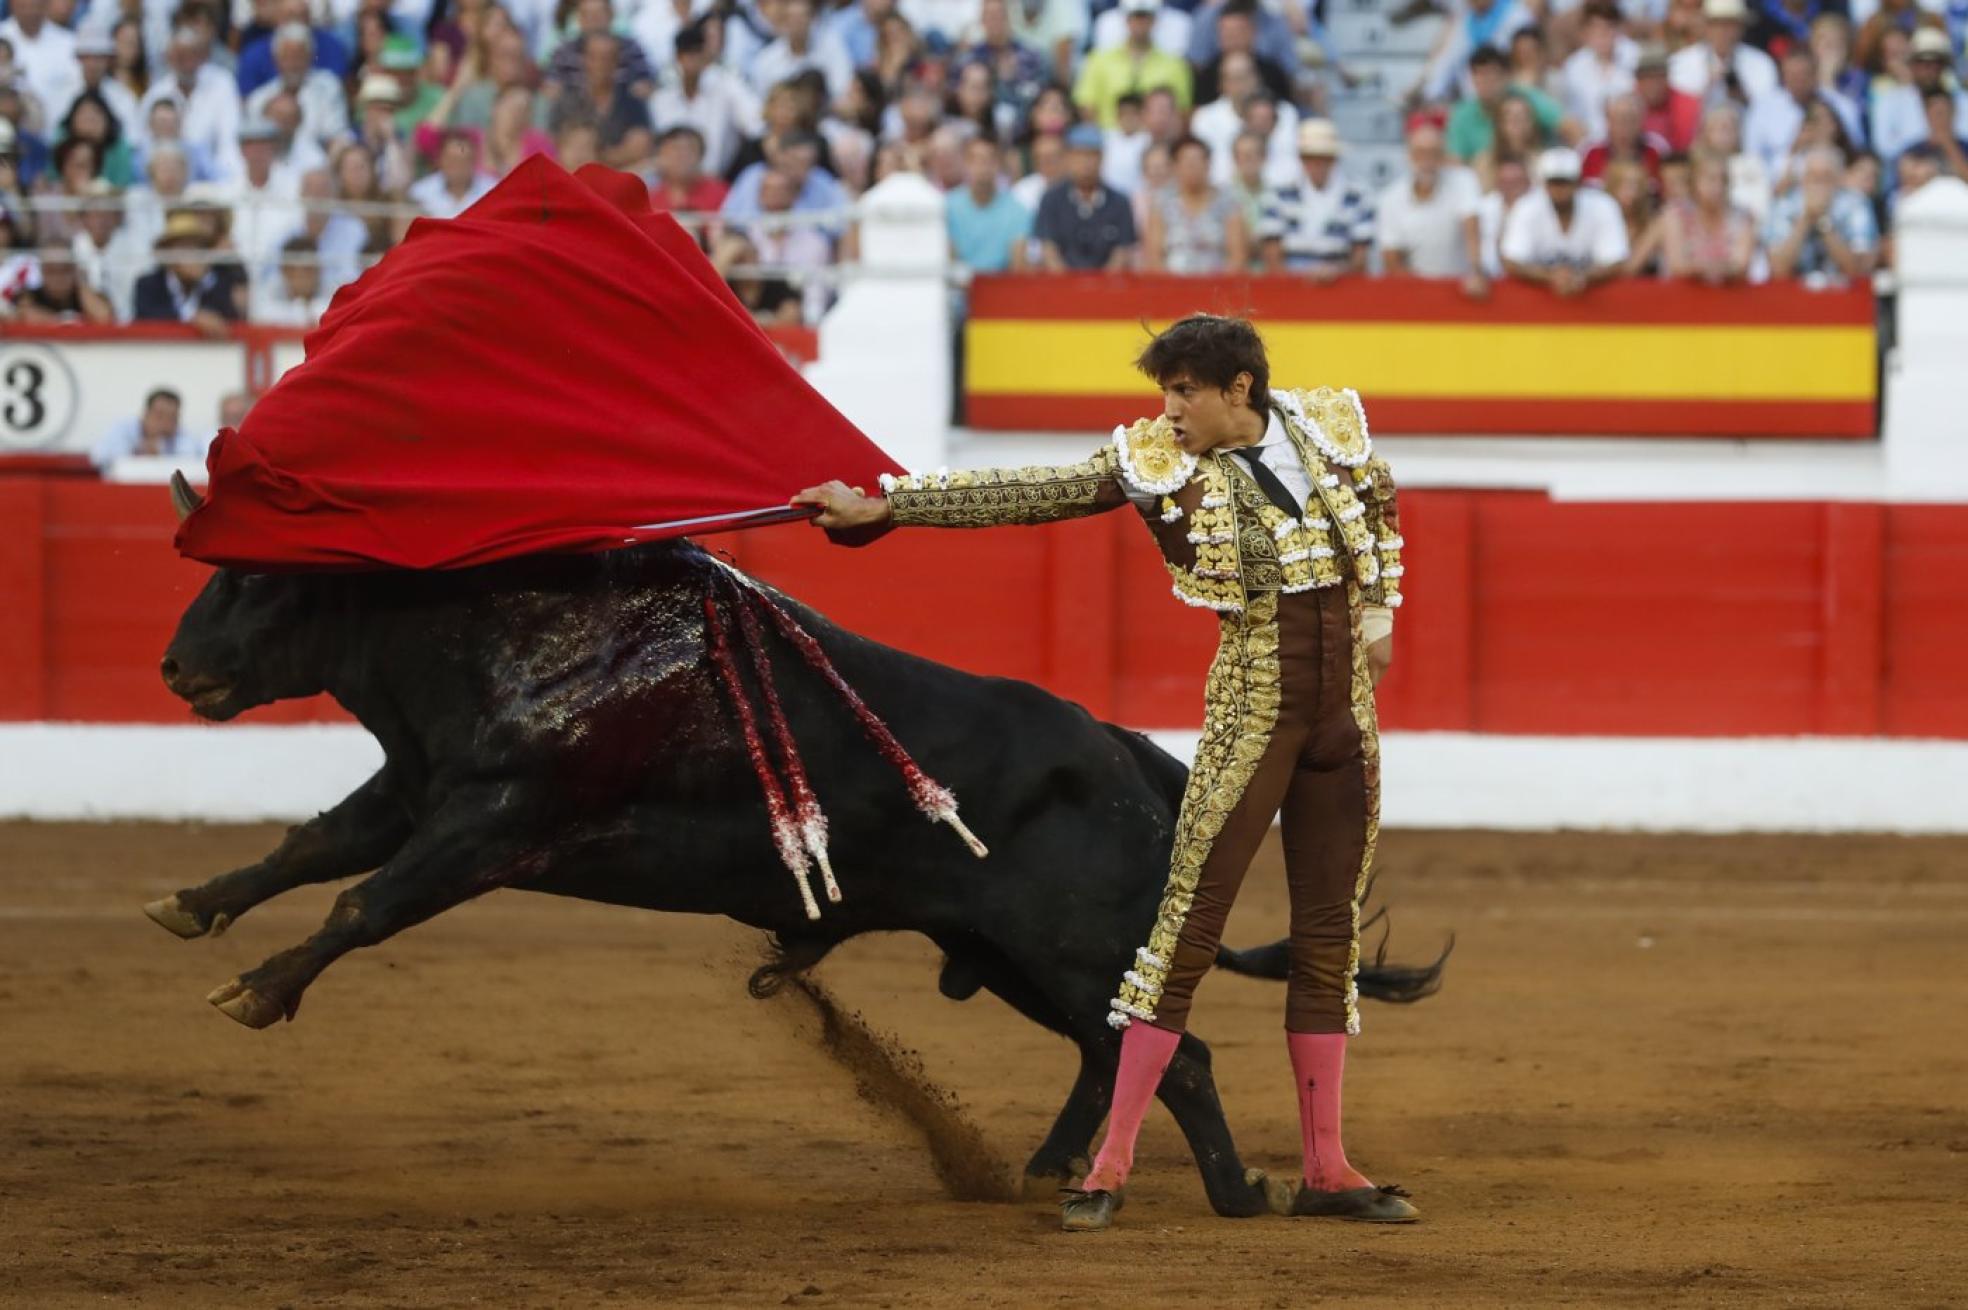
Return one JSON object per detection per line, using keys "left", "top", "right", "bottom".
{"left": 235, "top": 0, "right": 351, "bottom": 99}
{"left": 292, "top": 159, "right": 371, "bottom": 291}
{"left": 1073, "top": 0, "right": 1192, "bottom": 130}
{"left": 1257, "top": 117, "right": 1374, "bottom": 279}
{"left": 109, "top": 19, "right": 148, "bottom": 106}
{"left": 356, "top": 76, "right": 416, "bottom": 193}
{"left": 947, "top": 134, "right": 1030, "bottom": 272}
{"left": 58, "top": 28, "right": 141, "bottom": 144}
{"left": 1227, "top": 129, "right": 1269, "bottom": 237}
{"left": 1144, "top": 133, "right": 1247, "bottom": 273}
{"left": 1601, "top": 158, "right": 1657, "bottom": 269}
{"left": 651, "top": 23, "right": 760, "bottom": 181}
{"left": 713, "top": 165, "right": 830, "bottom": 323}
{"left": 1507, "top": 25, "right": 1564, "bottom": 105}
{"left": 1871, "top": 27, "right": 1968, "bottom": 166}
{"left": 1447, "top": 48, "right": 1568, "bottom": 163}
{"left": 132, "top": 211, "right": 245, "bottom": 334}
{"left": 15, "top": 244, "right": 113, "bottom": 321}
{"left": 1007, "top": 0, "right": 1088, "bottom": 87}
{"left": 1130, "top": 138, "right": 1171, "bottom": 234}
{"left": 723, "top": 129, "right": 847, "bottom": 223}
{"left": 1744, "top": 46, "right": 1862, "bottom": 178}
{"left": 1101, "top": 91, "right": 1150, "bottom": 192}
{"left": 551, "top": 34, "right": 655, "bottom": 168}
{"left": 1377, "top": 120, "right": 1486, "bottom": 292}
{"left": 1188, "top": 0, "right": 1313, "bottom": 84}
{"left": 546, "top": 0, "right": 655, "bottom": 96}
{"left": 1917, "top": 86, "right": 1968, "bottom": 177}
{"left": 218, "top": 118, "right": 302, "bottom": 275}
{"left": 1762, "top": 144, "right": 1877, "bottom": 282}
{"left": 649, "top": 123, "right": 728, "bottom": 218}
{"left": 1194, "top": 51, "right": 1298, "bottom": 188}
{"left": 1476, "top": 149, "right": 1533, "bottom": 275}
{"left": 245, "top": 23, "right": 351, "bottom": 153}
{"left": 71, "top": 177, "right": 143, "bottom": 319}
{"left": 1809, "top": 13, "right": 1868, "bottom": 111}
{"left": 1417, "top": 0, "right": 1537, "bottom": 105}
{"left": 1696, "top": 101, "right": 1772, "bottom": 223}
{"left": 752, "top": 0, "right": 854, "bottom": 101}
{"left": 434, "top": 29, "right": 539, "bottom": 134}
{"left": 1500, "top": 146, "right": 1629, "bottom": 294}
{"left": 131, "top": 99, "right": 223, "bottom": 184}
{"left": 555, "top": 116, "right": 602, "bottom": 170}
{"left": 1668, "top": 0, "right": 1780, "bottom": 106}
{"left": 1009, "top": 126, "right": 1063, "bottom": 210}
{"left": 1855, "top": 0, "right": 1947, "bottom": 75}
{"left": 407, "top": 129, "right": 494, "bottom": 217}
{"left": 137, "top": 27, "right": 243, "bottom": 183}
{"left": 89, "top": 387, "right": 202, "bottom": 468}
{"left": 899, "top": 0, "right": 984, "bottom": 48}
{"left": 955, "top": 0, "right": 1048, "bottom": 131}
{"left": 125, "top": 142, "right": 192, "bottom": 250}
{"left": 1562, "top": 2, "right": 1638, "bottom": 142}
{"left": 1655, "top": 149, "right": 1756, "bottom": 280}
{"left": 56, "top": 90, "right": 134, "bottom": 188}
{"left": 250, "top": 232, "right": 331, "bottom": 325}
{"left": 260, "top": 88, "right": 330, "bottom": 177}
{"left": 31, "top": 138, "right": 100, "bottom": 243}
{"left": 634, "top": 0, "right": 714, "bottom": 76}
{"left": 0, "top": 0, "right": 79, "bottom": 119}
{"left": 1032, "top": 121, "right": 1136, "bottom": 269}
{"left": 1191, "top": 0, "right": 1292, "bottom": 105}
{"left": 1633, "top": 42, "right": 1701, "bottom": 151}
{"left": 873, "top": 11, "right": 925, "bottom": 100}
{"left": 949, "top": 59, "right": 1012, "bottom": 143}
{"left": 1089, "top": 0, "right": 1193, "bottom": 58}
{"left": 1582, "top": 93, "right": 1667, "bottom": 186}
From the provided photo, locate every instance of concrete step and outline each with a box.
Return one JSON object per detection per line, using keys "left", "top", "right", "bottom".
{"left": 1329, "top": 96, "right": 1408, "bottom": 145}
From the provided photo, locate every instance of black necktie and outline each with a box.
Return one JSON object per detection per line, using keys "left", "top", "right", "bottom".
{"left": 1228, "top": 445, "right": 1303, "bottom": 519}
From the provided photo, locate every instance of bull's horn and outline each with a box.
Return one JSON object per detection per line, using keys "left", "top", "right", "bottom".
{"left": 169, "top": 471, "right": 204, "bottom": 522}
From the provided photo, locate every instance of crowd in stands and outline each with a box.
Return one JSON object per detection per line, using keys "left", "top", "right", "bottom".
{"left": 0, "top": 0, "right": 1957, "bottom": 332}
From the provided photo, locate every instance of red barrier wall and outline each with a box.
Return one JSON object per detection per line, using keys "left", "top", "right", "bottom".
{"left": 3, "top": 477, "right": 1965, "bottom": 737}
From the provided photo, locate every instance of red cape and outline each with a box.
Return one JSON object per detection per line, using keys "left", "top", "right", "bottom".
{"left": 175, "top": 158, "right": 901, "bottom": 570}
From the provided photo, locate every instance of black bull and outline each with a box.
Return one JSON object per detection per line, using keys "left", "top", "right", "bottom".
{"left": 147, "top": 536, "right": 1445, "bottom": 1215}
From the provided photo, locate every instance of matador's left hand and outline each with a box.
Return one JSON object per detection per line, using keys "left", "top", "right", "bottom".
{"left": 1367, "top": 635, "right": 1393, "bottom": 687}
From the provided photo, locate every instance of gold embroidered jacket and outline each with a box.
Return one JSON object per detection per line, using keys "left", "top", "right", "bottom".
{"left": 879, "top": 387, "right": 1404, "bottom": 615}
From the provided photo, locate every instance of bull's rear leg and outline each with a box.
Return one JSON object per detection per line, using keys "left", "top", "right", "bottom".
{"left": 205, "top": 798, "right": 539, "bottom": 1029}
{"left": 145, "top": 766, "right": 413, "bottom": 939}
{"left": 1158, "top": 1032, "right": 1274, "bottom": 1218}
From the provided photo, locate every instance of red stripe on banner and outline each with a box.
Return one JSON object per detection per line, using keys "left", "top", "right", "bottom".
{"left": 965, "top": 393, "right": 1878, "bottom": 438}
{"left": 966, "top": 275, "right": 1878, "bottom": 327}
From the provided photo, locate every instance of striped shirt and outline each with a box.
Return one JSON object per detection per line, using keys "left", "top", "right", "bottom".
{"left": 1256, "top": 171, "right": 1376, "bottom": 271}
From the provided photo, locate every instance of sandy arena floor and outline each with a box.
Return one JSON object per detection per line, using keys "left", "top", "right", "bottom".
{"left": 2, "top": 822, "right": 1964, "bottom": 1308}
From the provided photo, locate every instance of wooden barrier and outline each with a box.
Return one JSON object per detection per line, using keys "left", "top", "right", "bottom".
{"left": 2, "top": 477, "right": 1964, "bottom": 738}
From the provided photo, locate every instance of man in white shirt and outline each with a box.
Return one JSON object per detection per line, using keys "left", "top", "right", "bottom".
{"left": 748, "top": 0, "right": 854, "bottom": 99}
{"left": 1560, "top": 0, "right": 1637, "bottom": 141}
{"left": 1475, "top": 150, "right": 1532, "bottom": 277}
{"left": 90, "top": 387, "right": 204, "bottom": 469}
{"left": 215, "top": 118, "right": 302, "bottom": 279}
{"left": 1193, "top": 52, "right": 1299, "bottom": 188}
{"left": 650, "top": 21, "right": 761, "bottom": 180}
{"left": 0, "top": 0, "right": 79, "bottom": 123}
{"left": 1376, "top": 122, "right": 1486, "bottom": 290}
{"left": 1869, "top": 26, "right": 1968, "bottom": 165}
{"left": 1667, "top": 0, "right": 1777, "bottom": 106}
{"left": 1501, "top": 147, "right": 1629, "bottom": 293}
{"left": 244, "top": 24, "right": 350, "bottom": 153}
{"left": 1743, "top": 45, "right": 1862, "bottom": 177}
{"left": 1010, "top": 128, "right": 1063, "bottom": 211}
{"left": 138, "top": 28, "right": 243, "bottom": 181}
{"left": 408, "top": 131, "right": 494, "bottom": 219}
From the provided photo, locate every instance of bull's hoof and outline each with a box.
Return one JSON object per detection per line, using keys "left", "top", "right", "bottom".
{"left": 1208, "top": 1167, "right": 1277, "bottom": 1219}
{"left": 143, "top": 895, "right": 207, "bottom": 939}
{"left": 206, "top": 979, "right": 284, "bottom": 1029}
{"left": 1021, "top": 1156, "right": 1089, "bottom": 1203}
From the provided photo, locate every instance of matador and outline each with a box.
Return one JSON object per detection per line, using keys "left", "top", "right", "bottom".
{"left": 795, "top": 315, "right": 1416, "bottom": 1231}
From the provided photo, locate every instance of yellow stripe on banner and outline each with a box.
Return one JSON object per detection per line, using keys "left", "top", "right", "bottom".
{"left": 967, "top": 321, "right": 1877, "bottom": 401}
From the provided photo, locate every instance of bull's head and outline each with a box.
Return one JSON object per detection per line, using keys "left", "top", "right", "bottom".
{"left": 160, "top": 475, "right": 330, "bottom": 720}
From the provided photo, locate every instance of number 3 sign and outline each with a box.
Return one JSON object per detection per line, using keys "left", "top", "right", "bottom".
{"left": 0, "top": 342, "right": 80, "bottom": 450}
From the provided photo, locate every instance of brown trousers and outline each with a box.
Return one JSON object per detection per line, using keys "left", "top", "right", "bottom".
{"left": 1150, "top": 586, "right": 1369, "bottom": 1035}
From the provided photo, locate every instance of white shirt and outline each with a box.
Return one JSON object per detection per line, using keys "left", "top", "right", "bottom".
{"left": 407, "top": 171, "right": 494, "bottom": 219}
{"left": 250, "top": 280, "right": 334, "bottom": 327}
{"left": 1087, "top": 4, "right": 1193, "bottom": 55}
{"left": 1560, "top": 39, "right": 1637, "bottom": 141}
{"left": 650, "top": 65, "right": 761, "bottom": 180}
{"left": 90, "top": 415, "right": 205, "bottom": 469}
{"left": 1193, "top": 95, "right": 1301, "bottom": 188}
{"left": 0, "top": 17, "right": 80, "bottom": 120}
{"left": 1667, "top": 41, "right": 1778, "bottom": 104}
{"left": 1500, "top": 186, "right": 1629, "bottom": 269}
{"left": 138, "top": 67, "right": 243, "bottom": 178}
{"left": 1376, "top": 166, "right": 1481, "bottom": 277}
{"left": 245, "top": 69, "right": 350, "bottom": 152}
{"left": 1475, "top": 189, "right": 1511, "bottom": 276}
{"left": 216, "top": 172, "right": 304, "bottom": 274}
{"left": 1101, "top": 128, "right": 1150, "bottom": 194}
{"left": 899, "top": 0, "right": 982, "bottom": 43}
{"left": 1011, "top": 170, "right": 1054, "bottom": 212}
{"left": 632, "top": 0, "right": 716, "bottom": 68}
{"left": 747, "top": 32, "right": 854, "bottom": 100}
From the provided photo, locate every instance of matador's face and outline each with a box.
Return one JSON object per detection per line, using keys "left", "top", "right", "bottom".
{"left": 1161, "top": 372, "right": 1252, "bottom": 455}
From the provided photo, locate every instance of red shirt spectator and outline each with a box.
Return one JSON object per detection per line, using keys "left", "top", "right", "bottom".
{"left": 1633, "top": 46, "right": 1702, "bottom": 151}
{"left": 1581, "top": 95, "right": 1669, "bottom": 187}
{"left": 648, "top": 125, "right": 729, "bottom": 218}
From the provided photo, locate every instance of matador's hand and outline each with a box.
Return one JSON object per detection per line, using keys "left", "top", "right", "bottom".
{"left": 792, "top": 480, "right": 892, "bottom": 532}
{"left": 1367, "top": 635, "right": 1393, "bottom": 687}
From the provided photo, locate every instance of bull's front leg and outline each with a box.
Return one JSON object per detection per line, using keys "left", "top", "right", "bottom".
{"left": 1021, "top": 1043, "right": 1114, "bottom": 1199}
{"left": 1157, "top": 1032, "right": 1277, "bottom": 1218}
{"left": 144, "top": 766, "right": 414, "bottom": 939}
{"left": 203, "top": 792, "right": 543, "bottom": 1029}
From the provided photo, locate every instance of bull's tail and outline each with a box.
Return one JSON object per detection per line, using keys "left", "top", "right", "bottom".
{"left": 1214, "top": 898, "right": 1454, "bottom": 1006}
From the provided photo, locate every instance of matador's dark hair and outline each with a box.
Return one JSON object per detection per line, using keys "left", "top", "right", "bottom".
{"left": 1134, "top": 314, "right": 1271, "bottom": 412}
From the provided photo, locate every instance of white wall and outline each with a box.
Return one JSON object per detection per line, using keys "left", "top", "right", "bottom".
{"left": 0, "top": 340, "right": 248, "bottom": 456}
{"left": 5, "top": 723, "right": 1965, "bottom": 832}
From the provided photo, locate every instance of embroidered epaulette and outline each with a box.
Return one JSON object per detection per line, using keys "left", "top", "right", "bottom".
{"left": 1278, "top": 386, "right": 1372, "bottom": 469}
{"left": 1110, "top": 416, "right": 1197, "bottom": 497}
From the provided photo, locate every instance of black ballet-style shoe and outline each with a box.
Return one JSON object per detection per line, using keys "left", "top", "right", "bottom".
{"left": 1058, "top": 1186, "right": 1126, "bottom": 1232}
{"left": 1289, "top": 1182, "right": 1420, "bottom": 1223}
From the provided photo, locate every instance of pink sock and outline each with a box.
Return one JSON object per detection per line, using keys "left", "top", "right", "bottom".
{"left": 1081, "top": 1022, "right": 1181, "bottom": 1193}
{"left": 1288, "top": 1031, "right": 1371, "bottom": 1192}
